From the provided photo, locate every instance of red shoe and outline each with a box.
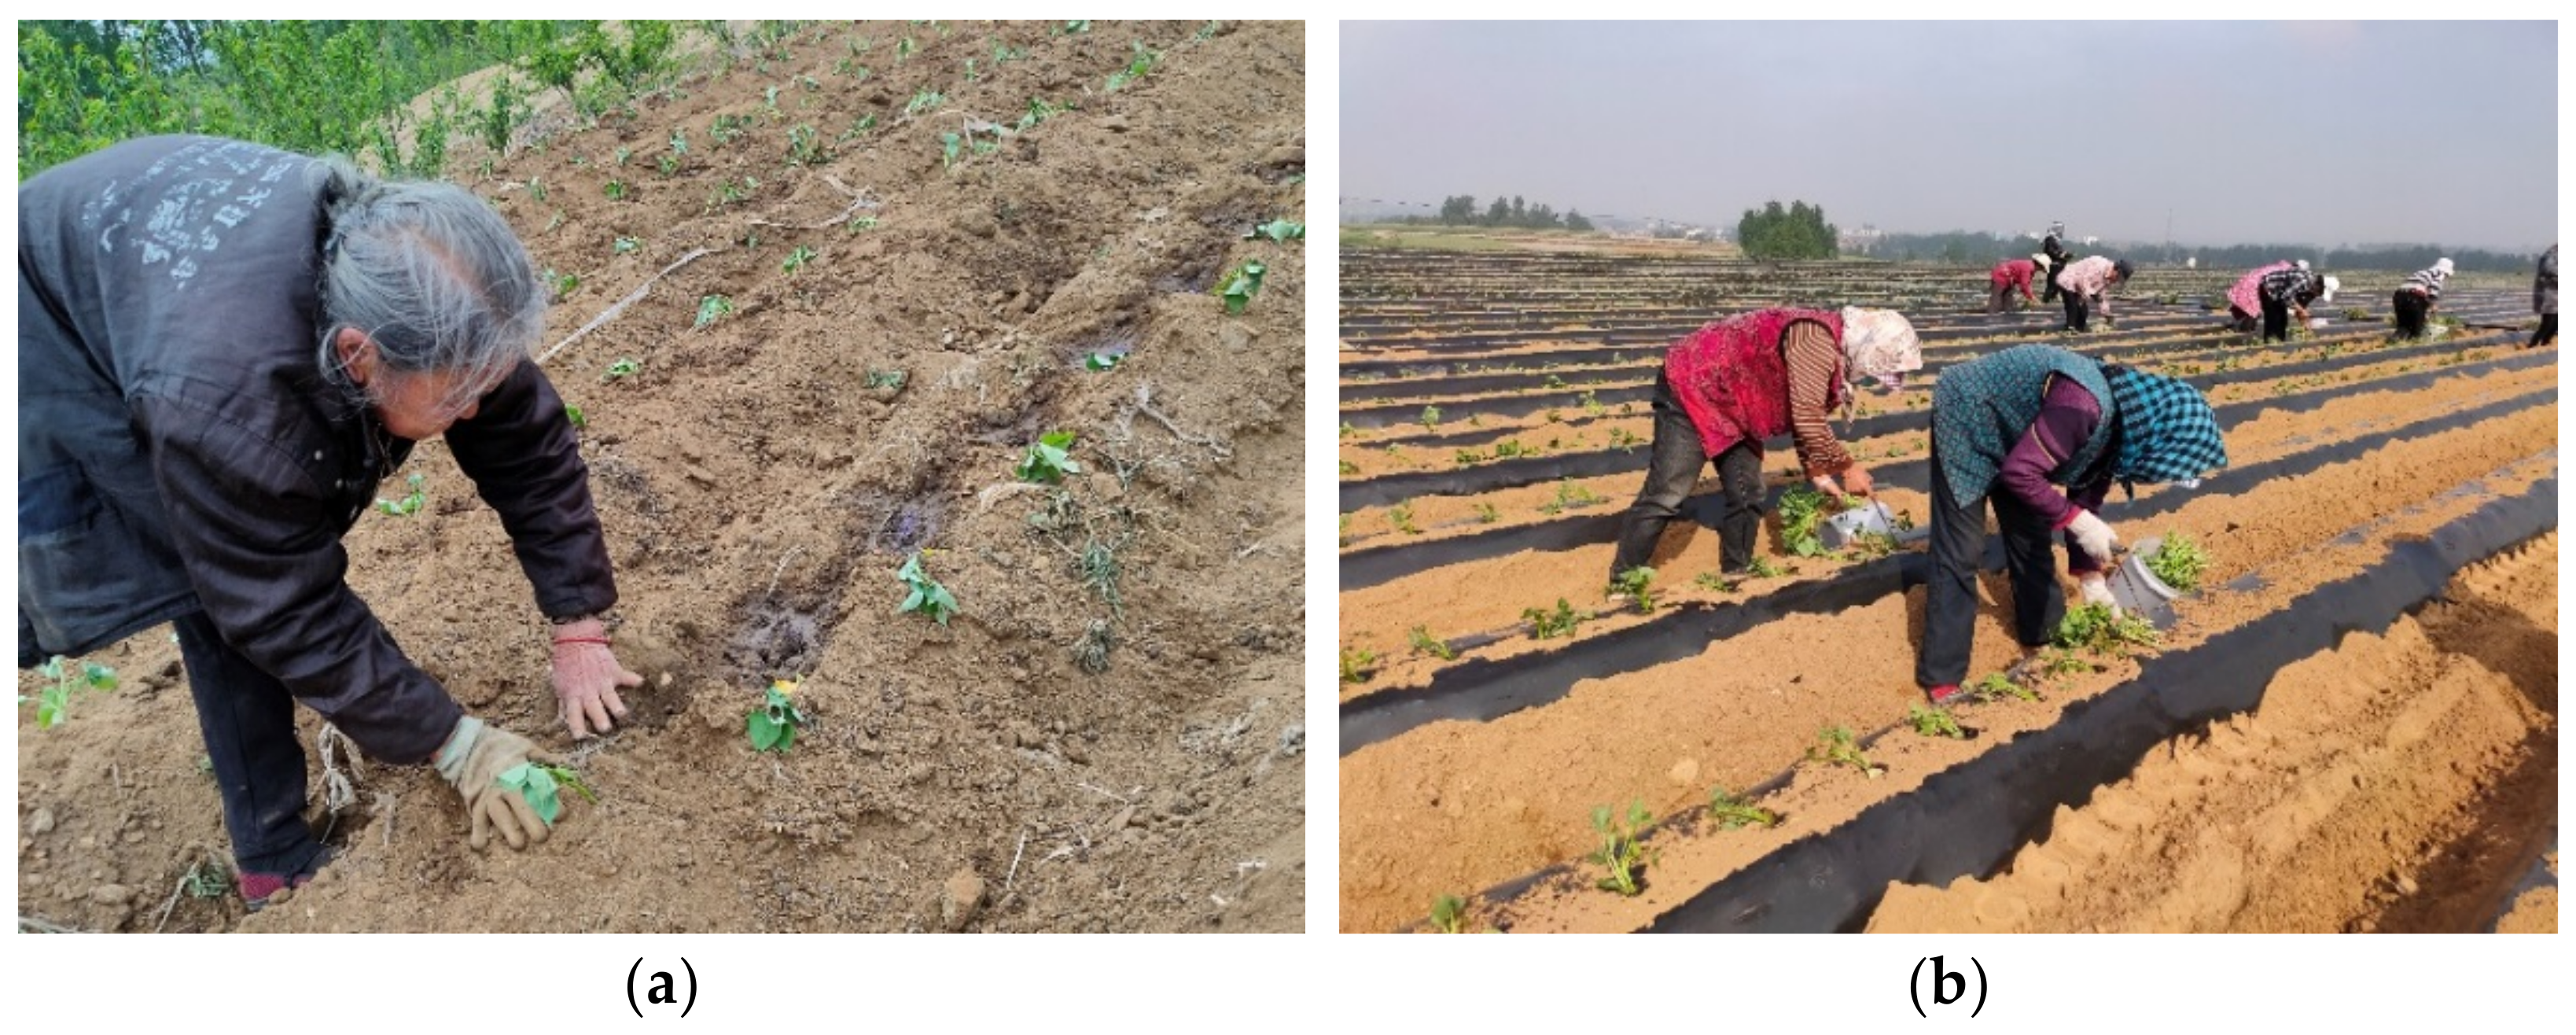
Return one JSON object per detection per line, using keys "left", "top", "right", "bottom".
{"left": 238, "top": 849, "right": 332, "bottom": 912}
{"left": 1923, "top": 683, "right": 1965, "bottom": 705}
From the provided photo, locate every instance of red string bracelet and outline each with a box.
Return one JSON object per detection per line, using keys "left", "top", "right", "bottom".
{"left": 552, "top": 635, "right": 611, "bottom": 646}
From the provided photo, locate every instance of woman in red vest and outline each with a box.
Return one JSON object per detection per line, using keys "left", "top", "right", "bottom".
{"left": 1607, "top": 308, "right": 1923, "bottom": 583}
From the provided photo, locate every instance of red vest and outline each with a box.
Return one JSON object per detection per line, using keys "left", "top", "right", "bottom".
{"left": 1663, "top": 308, "right": 1846, "bottom": 459}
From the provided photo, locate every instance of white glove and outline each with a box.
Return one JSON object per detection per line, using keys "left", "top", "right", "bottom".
{"left": 2077, "top": 574, "right": 2121, "bottom": 614}
{"left": 2065, "top": 510, "right": 2120, "bottom": 567}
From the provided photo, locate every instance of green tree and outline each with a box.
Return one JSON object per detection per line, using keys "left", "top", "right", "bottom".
{"left": 1739, "top": 198, "right": 1838, "bottom": 260}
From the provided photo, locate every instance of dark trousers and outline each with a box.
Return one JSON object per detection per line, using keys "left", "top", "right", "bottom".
{"left": 1986, "top": 284, "right": 2024, "bottom": 314}
{"left": 2261, "top": 295, "right": 2293, "bottom": 342}
{"left": 1610, "top": 372, "right": 1766, "bottom": 579}
{"left": 2041, "top": 267, "right": 2063, "bottom": 303}
{"left": 1916, "top": 445, "right": 2066, "bottom": 689}
{"left": 2062, "top": 289, "right": 2093, "bottom": 332}
{"left": 2393, "top": 289, "right": 2432, "bottom": 338}
{"left": 173, "top": 610, "right": 328, "bottom": 876}
{"left": 2529, "top": 313, "right": 2556, "bottom": 348}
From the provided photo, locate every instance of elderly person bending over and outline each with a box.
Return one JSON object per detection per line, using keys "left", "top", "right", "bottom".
{"left": 2391, "top": 257, "right": 2454, "bottom": 339}
{"left": 2054, "top": 256, "right": 2133, "bottom": 333}
{"left": 1607, "top": 308, "right": 1923, "bottom": 584}
{"left": 2256, "top": 265, "right": 2337, "bottom": 343}
{"left": 18, "top": 135, "right": 641, "bottom": 909}
{"left": 1915, "top": 344, "right": 2226, "bottom": 705}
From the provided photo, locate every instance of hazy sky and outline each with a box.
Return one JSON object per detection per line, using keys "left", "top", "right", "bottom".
{"left": 1343, "top": 20, "right": 2559, "bottom": 250}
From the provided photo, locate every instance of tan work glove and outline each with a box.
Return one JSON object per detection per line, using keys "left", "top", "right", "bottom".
{"left": 434, "top": 716, "right": 558, "bottom": 851}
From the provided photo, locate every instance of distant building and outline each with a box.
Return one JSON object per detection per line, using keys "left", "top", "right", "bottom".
{"left": 1838, "top": 223, "right": 1885, "bottom": 255}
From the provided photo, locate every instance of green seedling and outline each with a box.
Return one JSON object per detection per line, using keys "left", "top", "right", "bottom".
{"left": 2052, "top": 602, "right": 2162, "bottom": 656}
{"left": 786, "top": 123, "right": 824, "bottom": 164}
{"left": 1776, "top": 484, "right": 1858, "bottom": 558}
{"left": 2039, "top": 647, "right": 2090, "bottom": 679}
{"left": 2144, "top": 532, "right": 2210, "bottom": 592}
{"left": 374, "top": 473, "right": 428, "bottom": 516}
{"left": 1844, "top": 531, "right": 1901, "bottom": 560}
{"left": 1419, "top": 405, "right": 1441, "bottom": 429}
{"left": 896, "top": 552, "right": 959, "bottom": 626}
{"left": 1707, "top": 786, "right": 1779, "bottom": 830}
{"left": 846, "top": 215, "right": 881, "bottom": 234}
{"left": 603, "top": 357, "right": 642, "bottom": 381}
{"left": 1492, "top": 440, "right": 1528, "bottom": 459}
{"left": 864, "top": 368, "right": 907, "bottom": 391}
{"left": 1524, "top": 599, "right": 1583, "bottom": 639}
{"left": 1693, "top": 572, "right": 1739, "bottom": 594}
{"left": 1743, "top": 555, "right": 1786, "bottom": 578}
{"left": 1340, "top": 645, "right": 1378, "bottom": 685}
{"left": 904, "top": 88, "right": 944, "bottom": 117}
{"left": 1610, "top": 566, "right": 1658, "bottom": 613}
{"left": 1430, "top": 894, "right": 1470, "bottom": 934}
{"left": 604, "top": 179, "right": 627, "bottom": 201}
{"left": 1471, "top": 503, "right": 1500, "bottom": 525}
{"left": 1536, "top": 479, "right": 1606, "bottom": 516}
{"left": 537, "top": 763, "right": 596, "bottom": 803}
{"left": 1969, "top": 672, "right": 2042, "bottom": 703}
{"left": 493, "top": 762, "right": 569, "bottom": 825}
{"left": 1387, "top": 502, "right": 1419, "bottom": 536}
{"left": 564, "top": 403, "right": 587, "bottom": 429}
{"left": 1579, "top": 390, "right": 1606, "bottom": 418}
{"left": 1452, "top": 449, "right": 1485, "bottom": 468}
{"left": 1338, "top": 421, "right": 1358, "bottom": 440}
{"left": 544, "top": 267, "right": 580, "bottom": 300}
{"left": 1214, "top": 260, "right": 1268, "bottom": 314}
{"left": 1338, "top": 460, "right": 1359, "bottom": 476}
{"left": 746, "top": 678, "right": 809, "bottom": 753}
{"left": 1589, "top": 801, "right": 1655, "bottom": 897}
{"left": 181, "top": 857, "right": 230, "bottom": 901}
{"left": 940, "top": 131, "right": 964, "bottom": 169}
{"left": 782, "top": 246, "right": 817, "bottom": 274}
{"left": 1908, "top": 704, "right": 1967, "bottom": 739}
{"left": 26, "top": 656, "right": 116, "bottom": 729}
{"left": 1084, "top": 352, "right": 1121, "bottom": 371}
{"left": 1606, "top": 428, "right": 1643, "bottom": 452}
{"left": 1059, "top": 20, "right": 1091, "bottom": 34}
{"left": 1809, "top": 726, "right": 1882, "bottom": 777}
{"left": 694, "top": 294, "right": 735, "bottom": 329}
{"left": 1104, "top": 41, "right": 1157, "bottom": 91}
{"left": 1248, "top": 219, "right": 1305, "bottom": 242}
{"left": 613, "top": 236, "right": 641, "bottom": 255}
{"left": 1016, "top": 430, "right": 1082, "bottom": 484}
{"left": 1407, "top": 625, "right": 1457, "bottom": 662}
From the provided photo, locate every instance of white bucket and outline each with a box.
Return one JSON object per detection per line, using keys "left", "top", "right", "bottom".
{"left": 2103, "top": 536, "right": 2183, "bottom": 629}
{"left": 1819, "top": 500, "right": 1897, "bottom": 549}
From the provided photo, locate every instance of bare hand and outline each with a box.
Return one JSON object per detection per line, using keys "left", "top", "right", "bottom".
{"left": 550, "top": 630, "right": 640, "bottom": 739}
{"left": 1838, "top": 466, "right": 1875, "bottom": 498}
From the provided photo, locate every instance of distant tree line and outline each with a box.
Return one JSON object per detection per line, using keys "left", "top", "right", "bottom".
{"left": 1863, "top": 230, "right": 2539, "bottom": 273}
{"left": 1737, "top": 200, "right": 1838, "bottom": 261}
{"left": 1425, "top": 194, "right": 1597, "bottom": 231}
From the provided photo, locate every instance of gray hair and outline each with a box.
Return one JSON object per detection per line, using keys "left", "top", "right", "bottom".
{"left": 313, "top": 158, "right": 543, "bottom": 414}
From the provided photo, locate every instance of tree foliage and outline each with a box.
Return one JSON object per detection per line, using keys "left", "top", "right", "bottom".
{"left": 17, "top": 20, "right": 672, "bottom": 182}
{"left": 1425, "top": 193, "right": 1594, "bottom": 231}
{"left": 1738, "top": 200, "right": 1838, "bottom": 260}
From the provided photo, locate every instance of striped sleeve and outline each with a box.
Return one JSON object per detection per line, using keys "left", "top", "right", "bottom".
{"left": 1783, "top": 321, "right": 1854, "bottom": 475}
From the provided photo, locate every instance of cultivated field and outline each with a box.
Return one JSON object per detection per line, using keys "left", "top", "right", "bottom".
{"left": 1336, "top": 242, "right": 2556, "bottom": 934}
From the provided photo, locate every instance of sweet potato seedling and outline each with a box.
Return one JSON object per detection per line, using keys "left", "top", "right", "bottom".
{"left": 1809, "top": 726, "right": 1882, "bottom": 777}
{"left": 2145, "top": 532, "right": 2209, "bottom": 592}
{"left": 1707, "top": 786, "right": 1779, "bottom": 830}
{"left": 1471, "top": 503, "right": 1500, "bottom": 524}
{"left": 1213, "top": 260, "right": 1267, "bottom": 314}
{"left": 1430, "top": 894, "right": 1471, "bottom": 934}
{"left": 1407, "top": 625, "right": 1457, "bottom": 661}
{"left": 1249, "top": 218, "right": 1304, "bottom": 242}
{"left": 782, "top": 246, "right": 817, "bottom": 274}
{"left": 1693, "top": 572, "right": 1739, "bottom": 594}
{"left": 896, "top": 552, "right": 959, "bottom": 626}
{"left": 746, "top": 679, "right": 809, "bottom": 753}
{"left": 1589, "top": 801, "right": 1655, "bottom": 897}
{"left": 2053, "top": 602, "right": 2161, "bottom": 656}
{"left": 374, "top": 473, "right": 428, "bottom": 516}
{"left": 1968, "top": 672, "right": 2042, "bottom": 703}
{"left": 564, "top": 404, "right": 587, "bottom": 429}
{"left": 1419, "top": 404, "right": 1441, "bottom": 429}
{"left": 1610, "top": 566, "right": 1658, "bottom": 613}
{"left": 1016, "top": 430, "right": 1082, "bottom": 484}
{"left": 602, "top": 357, "right": 642, "bottom": 381}
{"left": 694, "top": 294, "right": 734, "bottom": 329}
{"left": 1524, "top": 599, "right": 1583, "bottom": 639}
{"left": 1907, "top": 704, "right": 1967, "bottom": 739}
{"left": 1340, "top": 645, "right": 1378, "bottom": 685}
{"left": 25, "top": 656, "right": 116, "bottom": 729}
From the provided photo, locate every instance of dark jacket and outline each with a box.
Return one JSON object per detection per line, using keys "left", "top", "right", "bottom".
{"left": 17, "top": 134, "right": 614, "bottom": 763}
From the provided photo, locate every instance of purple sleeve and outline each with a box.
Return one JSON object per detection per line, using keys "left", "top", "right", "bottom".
{"left": 1996, "top": 377, "right": 2103, "bottom": 532}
